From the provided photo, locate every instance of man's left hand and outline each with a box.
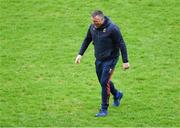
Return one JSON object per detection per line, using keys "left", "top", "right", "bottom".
{"left": 123, "top": 62, "right": 130, "bottom": 70}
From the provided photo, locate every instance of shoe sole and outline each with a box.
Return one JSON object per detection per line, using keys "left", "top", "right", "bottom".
{"left": 95, "top": 114, "right": 108, "bottom": 117}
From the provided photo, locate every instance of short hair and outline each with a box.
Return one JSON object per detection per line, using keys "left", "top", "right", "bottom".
{"left": 91, "top": 10, "right": 104, "bottom": 18}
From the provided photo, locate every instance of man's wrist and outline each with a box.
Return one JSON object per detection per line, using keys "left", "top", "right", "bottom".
{"left": 122, "top": 58, "right": 128, "bottom": 63}
{"left": 78, "top": 52, "right": 83, "bottom": 56}
{"left": 123, "top": 60, "right": 128, "bottom": 63}
{"left": 77, "top": 54, "right": 82, "bottom": 59}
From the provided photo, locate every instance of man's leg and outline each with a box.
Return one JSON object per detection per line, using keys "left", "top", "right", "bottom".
{"left": 109, "top": 81, "right": 118, "bottom": 96}
{"left": 108, "top": 68, "right": 123, "bottom": 107}
{"left": 96, "top": 60, "right": 111, "bottom": 107}
{"left": 100, "top": 61, "right": 114, "bottom": 111}
{"left": 95, "top": 60, "right": 108, "bottom": 117}
{"left": 95, "top": 66, "right": 111, "bottom": 117}
{"left": 95, "top": 60, "right": 102, "bottom": 83}
{"left": 101, "top": 57, "right": 123, "bottom": 108}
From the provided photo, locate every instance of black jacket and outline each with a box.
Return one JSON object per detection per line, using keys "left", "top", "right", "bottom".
{"left": 79, "top": 16, "right": 128, "bottom": 63}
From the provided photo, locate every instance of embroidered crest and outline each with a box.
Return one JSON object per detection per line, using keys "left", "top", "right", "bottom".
{"left": 103, "top": 28, "right": 106, "bottom": 32}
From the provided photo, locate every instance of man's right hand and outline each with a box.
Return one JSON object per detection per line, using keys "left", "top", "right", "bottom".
{"left": 75, "top": 54, "right": 82, "bottom": 64}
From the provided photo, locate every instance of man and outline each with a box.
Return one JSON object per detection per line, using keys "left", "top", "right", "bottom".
{"left": 75, "top": 10, "right": 130, "bottom": 117}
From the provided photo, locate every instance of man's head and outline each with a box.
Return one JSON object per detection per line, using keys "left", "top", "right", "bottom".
{"left": 91, "top": 10, "right": 105, "bottom": 28}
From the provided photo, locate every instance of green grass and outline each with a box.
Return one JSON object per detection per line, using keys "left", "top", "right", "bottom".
{"left": 0, "top": 0, "right": 180, "bottom": 127}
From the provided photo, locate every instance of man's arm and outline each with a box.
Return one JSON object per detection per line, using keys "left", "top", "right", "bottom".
{"left": 75, "top": 26, "right": 92, "bottom": 64}
{"left": 111, "top": 25, "right": 129, "bottom": 69}
{"left": 79, "top": 26, "right": 92, "bottom": 56}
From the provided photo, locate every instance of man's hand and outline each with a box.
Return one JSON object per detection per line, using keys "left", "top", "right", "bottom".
{"left": 75, "top": 54, "right": 82, "bottom": 64}
{"left": 123, "top": 62, "right": 130, "bottom": 70}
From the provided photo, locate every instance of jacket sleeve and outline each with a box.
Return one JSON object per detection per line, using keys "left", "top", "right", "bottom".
{"left": 111, "top": 25, "right": 129, "bottom": 63}
{"left": 78, "top": 25, "right": 92, "bottom": 56}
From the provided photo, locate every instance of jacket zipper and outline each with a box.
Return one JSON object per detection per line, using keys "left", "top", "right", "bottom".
{"left": 97, "top": 30, "right": 99, "bottom": 42}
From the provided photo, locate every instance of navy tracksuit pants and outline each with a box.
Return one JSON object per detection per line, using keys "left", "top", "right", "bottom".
{"left": 95, "top": 57, "right": 119, "bottom": 110}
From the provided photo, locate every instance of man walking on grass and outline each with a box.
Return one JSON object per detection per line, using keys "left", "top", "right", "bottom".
{"left": 75, "top": 10, "right": 130, "bottom": 117}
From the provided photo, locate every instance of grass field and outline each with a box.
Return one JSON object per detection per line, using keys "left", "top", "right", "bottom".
{"left": 0, "top": 0, "right": 180, "bottom": 127}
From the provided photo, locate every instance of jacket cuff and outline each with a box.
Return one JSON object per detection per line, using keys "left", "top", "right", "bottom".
{"left": 123, "top": 59, "right": 128, "bottom": 63}
{"left": 78, "top": 52, "right": 83, "bottom": 56}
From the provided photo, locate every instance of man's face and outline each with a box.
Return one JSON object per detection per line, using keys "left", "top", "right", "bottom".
{"left": 91, "top": 15, "right": 104, "bottom": 28}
